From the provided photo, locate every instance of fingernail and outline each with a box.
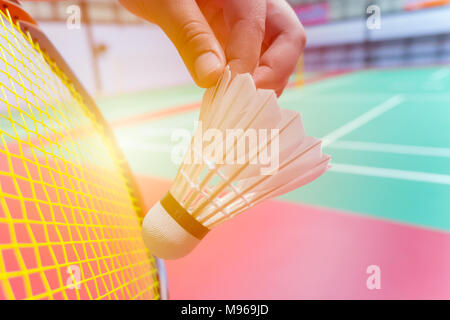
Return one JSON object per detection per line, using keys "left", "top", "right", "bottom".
{"left": 195, "top": 52, "right": 222, "bottom": 82}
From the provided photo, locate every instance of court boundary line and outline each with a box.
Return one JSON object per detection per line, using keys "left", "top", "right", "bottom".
{"left": 326, "top": 140, "right": 450, "bottom": 158}
{"left": 322, "top": 94, "right": 405, "bottom": 146}
{"left": 430, "top": 67, "right": 450, "bottom": 81}
{"left": 330, "top": 163, "right": 450, "bottom": 185}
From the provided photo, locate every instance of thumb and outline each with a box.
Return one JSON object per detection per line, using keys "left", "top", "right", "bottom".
{"left": 119, "top": 0, "right": 225, "bottom": 88}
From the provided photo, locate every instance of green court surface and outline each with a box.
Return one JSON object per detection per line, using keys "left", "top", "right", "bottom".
{"left": 99, "top": 66, "right": 450, "bottom": 232}
{"left": 97, "top": 85, "right": 203, "bottom": 121}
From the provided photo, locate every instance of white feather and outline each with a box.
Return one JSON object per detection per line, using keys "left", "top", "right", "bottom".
{"left": 172, "top": 71, "right": 330, "bottom": 228}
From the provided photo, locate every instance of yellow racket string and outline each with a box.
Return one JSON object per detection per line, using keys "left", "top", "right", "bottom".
{"left": 0, "top": 9, "right": 159, "bottom": 300}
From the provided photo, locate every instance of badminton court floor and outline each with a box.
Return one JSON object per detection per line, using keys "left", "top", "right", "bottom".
{"left": 98, "top": 66, "right": 450, "bottom": 299}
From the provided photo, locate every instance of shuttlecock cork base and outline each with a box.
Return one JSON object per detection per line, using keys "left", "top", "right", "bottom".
{"left": 142, "top": 192, "right": 209, "bottom": 259}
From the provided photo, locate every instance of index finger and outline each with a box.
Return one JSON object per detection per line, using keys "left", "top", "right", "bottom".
{"left": 253, "top": 0, "right": 306, "bottom": 96}
{"left": 223, "top": 0, "right": 267, "bottom": 77}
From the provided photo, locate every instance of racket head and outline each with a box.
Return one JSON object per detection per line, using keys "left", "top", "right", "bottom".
{"left": 0, "top": 0, "right": 166, "bottom": 300}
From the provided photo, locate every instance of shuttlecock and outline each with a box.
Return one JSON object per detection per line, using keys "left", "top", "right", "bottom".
{"left": 142, "top": 68, "right": 330, "bottom": 259}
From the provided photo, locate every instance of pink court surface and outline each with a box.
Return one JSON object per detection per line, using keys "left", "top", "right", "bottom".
{"left": 137, "top": 175, "right": 450, "bottom": 299}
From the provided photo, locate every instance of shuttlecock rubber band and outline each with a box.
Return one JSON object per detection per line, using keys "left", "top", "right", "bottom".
{"left": 160, "top": 192, "right": 210, "bottom": 240}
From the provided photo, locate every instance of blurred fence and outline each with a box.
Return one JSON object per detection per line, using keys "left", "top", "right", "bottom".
{"left": 305, "top": 33, "right": 450, "bottom": 72}
{"left": 289, "top": 0, "right": 406, "bottom": 23}
{"left": 302, "top": 4, "right": 450, "bottom": 72}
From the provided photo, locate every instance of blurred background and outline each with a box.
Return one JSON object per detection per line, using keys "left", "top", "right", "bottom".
{"left": 20, "top": 0, "right": 450, "bottom": 95}
{"left": 18, "top": 0, "right": 450, "bottom": 299}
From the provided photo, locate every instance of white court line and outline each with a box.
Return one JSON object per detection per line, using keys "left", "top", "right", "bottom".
{"left": 326, "top": 140, "right": 450, "bottom": 158}
{"left": 322, "top": 95, "right": 404, "bottom": 147}
{"left": 330, "top": 163, "right": 450, "bottom": 185}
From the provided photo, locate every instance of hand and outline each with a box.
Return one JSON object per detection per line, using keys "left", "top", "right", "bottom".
{"left": 119, "top": 0, "right": 305, "bottom": 96}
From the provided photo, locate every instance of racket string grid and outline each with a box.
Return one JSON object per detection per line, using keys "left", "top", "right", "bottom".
{"left": 0, "top": 8, "right": 159, "bottom": 300}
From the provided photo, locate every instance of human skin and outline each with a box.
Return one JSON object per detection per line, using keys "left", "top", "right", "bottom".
{"left": 119, "top": 0, "right": 306, "bottom": 96}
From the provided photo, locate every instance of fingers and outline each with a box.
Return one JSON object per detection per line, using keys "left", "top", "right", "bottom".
{"left": 222, "top": 0, "right": 267, "bottom": 77}
{"left": 119, "top": 0, "right": 226, "bottom": 88}
{"left": 197, "top": 0, "right": 229, "bottom": 48}
{"left": 119, "top": 0, "right": 304, "bottom": 93}
{"left": 253, "top": 0, "right": 306, "bottom": 95}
